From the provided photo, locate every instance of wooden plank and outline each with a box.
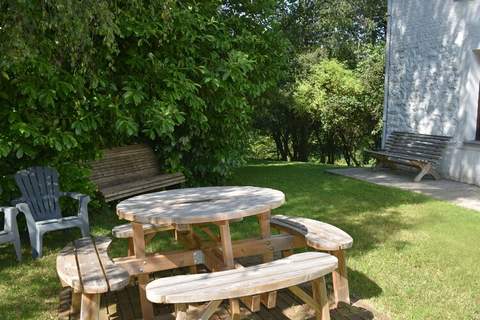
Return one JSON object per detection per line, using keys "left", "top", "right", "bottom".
{"left": 145, "top": 252, "right": 338, "bottom": 304}
{"left": 56, "top": 242, "right": 83, "bottom": 292}
{"left": 93, "top": 238, "right": 130, "bottom": 292}
{"left": 112, "top": 223, "right": 175, "bottom": 239}
{"left": 74, "top": 238, "right": 109, "bottom": 294}
{"left": 270, "top": 215, "right": 353, "bottom": 251}
{"left": 390, "top": 131, "right": 451, "bottom": 141}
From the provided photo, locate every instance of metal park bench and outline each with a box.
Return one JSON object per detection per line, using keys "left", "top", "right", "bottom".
{"left": 90, "top": 144, "right": 185, "bottom": 202}
{"left": 365, "top": 131, "right": 451, "bottom": 182}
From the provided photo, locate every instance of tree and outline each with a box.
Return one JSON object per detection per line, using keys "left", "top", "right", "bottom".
{"left": 252, "top": 0, "right": 387, "bottom": 163}
{"left": 0, "top": 0, "right": 289, "bottom": 202}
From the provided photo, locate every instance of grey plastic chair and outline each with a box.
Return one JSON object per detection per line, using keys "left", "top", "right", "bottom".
{"left": 0, "top": 206, "right": 22, "bottom": 261}
{"left": 14, "top": 166, "right": 90, "bottom": 258}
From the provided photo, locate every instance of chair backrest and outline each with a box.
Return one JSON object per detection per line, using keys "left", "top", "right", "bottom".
{"left": 384, "top": 131, "right": 451, "bottom": 163}
{"left": 15, "top": 166, "right": 62, "bottom": 221}
{"left": 90, "top": 144, "right": 161, "bottom": 189}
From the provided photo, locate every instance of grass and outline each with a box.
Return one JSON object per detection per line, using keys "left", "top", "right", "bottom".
{"left": 1, "top": 161, "right": 480, "bottom": 319}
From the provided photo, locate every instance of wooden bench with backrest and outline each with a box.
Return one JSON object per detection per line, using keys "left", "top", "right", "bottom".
{"left": 56, "top": 237, "right": 129, "bottom": 320}
{"left": 146, "top": 252, "right": 338, "bottom": 320}
{"left": 90, "top": 144, "right": 185, "bottom": 202}
{"left": 365, "top": 131, "right": 451, "bottom": 182}
{"left": 270, "top": 215, "right": 353, "bottom": 306}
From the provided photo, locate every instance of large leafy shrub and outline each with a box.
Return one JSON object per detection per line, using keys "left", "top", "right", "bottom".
{"left": 0, "top": 1, "right": 287, "bottom": 202}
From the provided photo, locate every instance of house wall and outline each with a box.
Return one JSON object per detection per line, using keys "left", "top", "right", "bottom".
{"left": 384, "top": 0, "right": 480, "bottom": 185}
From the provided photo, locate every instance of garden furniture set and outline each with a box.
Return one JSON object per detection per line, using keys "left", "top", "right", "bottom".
{"left": 0, "top": 157, "right": 354, "bottom": 319}
{"left": 55, "top": 186, "right": 353, "bottom": 320}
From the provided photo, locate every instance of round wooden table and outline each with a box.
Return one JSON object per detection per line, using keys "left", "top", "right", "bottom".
{"left": 117, "top": 186, "right": 285, "bottom": 225}
{"left": 116, "top": 186, "right": 285, "bottom": 320}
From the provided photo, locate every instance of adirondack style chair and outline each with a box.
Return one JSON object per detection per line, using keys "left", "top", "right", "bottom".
{"left": 0, "top": 206, "right": 22, "bottom": 261}
{"left": 14, "top": 167, "right": 90, "bottom": 258}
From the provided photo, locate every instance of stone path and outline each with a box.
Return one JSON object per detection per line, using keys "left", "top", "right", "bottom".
{"left": 327, "top": 168, "right": 480, "bottom": 212}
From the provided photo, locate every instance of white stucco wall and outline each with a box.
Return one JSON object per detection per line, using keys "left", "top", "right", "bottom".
{"left": 384, "top": 0, "right": 480, "bottom": 185}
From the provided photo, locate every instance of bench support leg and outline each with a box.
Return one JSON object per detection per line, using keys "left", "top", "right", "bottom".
{"left": 175, "top": 303, "right": 188, "bottom": 320}
{"left": 331, "top": 250, "right": 350, "bottom": 306}
{"left": 200, "top": 300, "right": 223, "bottom": 319}
{"left": 414, "top": 163, "right": 432, "bottom": 182}
{"left": 312, "top": 277, "right": 330, "bottom": 320}
{"left": 132, "top": 222, "right": 154, "bottom": 320}
{"left": 71, "top": 291, "right": 82, "bottom": 314}
{"left": 80, "top": 293, "right": 100, "bottom": 320}
{"left": 230, "top": 299, "right": 241, "bottom": 320}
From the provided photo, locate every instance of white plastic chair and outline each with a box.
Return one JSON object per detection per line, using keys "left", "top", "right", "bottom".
{"left": 0, "top": 207, "right": 22, "bottom": 261}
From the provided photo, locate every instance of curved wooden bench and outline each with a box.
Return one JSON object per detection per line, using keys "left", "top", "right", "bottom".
{"left": 270, "top": 215, "right": 353, "bottom": 306}
{"left": 57, "top": 237, "right": 129, "bottom": 320}
{"left": 146, "top": 252, "right": 337, "bottom": 320}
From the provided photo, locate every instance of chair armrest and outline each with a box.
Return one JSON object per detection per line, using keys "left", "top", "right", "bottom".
{"left": 0, "top": 207, "right": 19, "bottom": 232}
{"left": 60, "top": 192, "right": 90, "bottom": 201}
{"left": 14, "top": 202, "right": 38, "bottom": 228}
{"left": 60, "top": 192, "right": 90, "bottom": 222}
{"left": 10, "top": 198, "right": 24, "bottom": 206}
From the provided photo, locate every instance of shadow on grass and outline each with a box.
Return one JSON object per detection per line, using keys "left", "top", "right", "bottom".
{"left": 227, "top": 161, "right": 435, "bottom": 300}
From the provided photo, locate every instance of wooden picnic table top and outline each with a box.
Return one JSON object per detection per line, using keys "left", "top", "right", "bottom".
{"left": 116, "top": 186, "right": 285, "bottom": 225}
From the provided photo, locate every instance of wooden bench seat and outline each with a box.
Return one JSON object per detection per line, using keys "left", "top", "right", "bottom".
{"left": 90, "top": 144, "right": 186, "bottom": 202}
{"left": 146, "top": 252, "right": 337, "bottom": 320}
{"left": 270, "top": 215, "right": 353, "bottom": 306}
{"left": 56, "top": 237, "right": 129, "bottom": 320}
{"left": 365, "top": 131, "right": 451, "bottom": 182}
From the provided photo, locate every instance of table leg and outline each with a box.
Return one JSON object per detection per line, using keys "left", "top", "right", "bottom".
{"left": 175, "top": 224, "right": 200, "bottom": 274}
{"left": 217, "top": 220, "right": 238, "bottom": 316}
{"left": 258, "top": 211, "right": 277, "bottom": 308}
{"left": 218, "top": 221, "right": 235, "bottom": 269}
{"left": 132, "top": 222, "right": 154, "bottom": 320}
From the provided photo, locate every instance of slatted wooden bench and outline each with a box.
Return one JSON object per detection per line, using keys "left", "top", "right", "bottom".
{"left": 146, "top": 252, "right": 338, "bottom": 320}
{"left": 270, "top": 215, "right": 353, "bottom": 306}
{"left": 365, "top": 131, "right": 451, "bottom": 182}
{"left": 90, "top": 144, "right": 186, "bottom": 202}
{"left": 56, "top": 237, "right": 129, "bottom": 320}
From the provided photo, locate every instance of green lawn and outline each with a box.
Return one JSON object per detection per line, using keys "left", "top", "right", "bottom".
{"left": 1, "top": 161, "right": 479, "bottom": 319}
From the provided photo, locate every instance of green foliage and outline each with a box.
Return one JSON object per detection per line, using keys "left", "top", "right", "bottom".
{"left": 0, "top": 1, "right": 288, "bottom": 202}
{"left": 253, "top": 1, "right": 387, "bottom": 164}
{"left": 293, "top": 58, "right": 383, "bottom": 165}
